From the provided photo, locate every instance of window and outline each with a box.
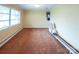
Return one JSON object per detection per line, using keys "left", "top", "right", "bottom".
{"left": 11, "top": 9, "right": 20, "bottom": 25}
{"left": 0, "top": 5, "right": 20, "bottom": 29}
{"left": 0, "top": 5, "right": 10, "bottom": 29}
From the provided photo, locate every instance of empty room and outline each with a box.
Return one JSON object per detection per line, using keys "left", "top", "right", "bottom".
{"left": 0, "top": 4, "right": 79, "bottom": 54}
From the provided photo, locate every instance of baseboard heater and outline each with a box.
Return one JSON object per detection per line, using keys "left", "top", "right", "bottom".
{"left": 52, "top": 33, "right": 79, "bottom": 54}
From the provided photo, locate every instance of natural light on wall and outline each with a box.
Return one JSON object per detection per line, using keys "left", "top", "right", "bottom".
{"left": 0, "top": 5, "right": 20, "bottom": 30}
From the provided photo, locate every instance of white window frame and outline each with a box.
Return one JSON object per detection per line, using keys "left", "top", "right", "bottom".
{"left": 0, "top": 5, "right": 21, "bottom": 31}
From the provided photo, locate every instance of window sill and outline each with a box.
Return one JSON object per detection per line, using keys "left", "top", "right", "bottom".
{"left": 0, "top": 23, "right": 20, "bottom": 32}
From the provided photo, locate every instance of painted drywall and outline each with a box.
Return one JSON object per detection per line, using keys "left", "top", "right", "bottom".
{"left": 0, "top": 5, "right": 23, "bottom": 43}
{"left": 51, "top": 5, "right": 79, "bottom": 50}
{"left": 23, "top": 10, "right": 49, "bottom": 28}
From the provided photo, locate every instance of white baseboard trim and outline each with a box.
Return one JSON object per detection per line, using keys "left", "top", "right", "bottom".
{"left": 52, "top": 33, "right": 79, "bottom": 54}
{"left": 0, "top": 28, "right": 23, "bottom": 48}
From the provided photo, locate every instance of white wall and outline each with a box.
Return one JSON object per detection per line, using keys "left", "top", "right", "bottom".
{"left": 51, "top": 5, "right": 79, "bottom": 50}
{"left": 23, "top": 10, "right": 48, "bottom": 28}
{"left": 0, "top": 5, "right": 23, "bottom": 44}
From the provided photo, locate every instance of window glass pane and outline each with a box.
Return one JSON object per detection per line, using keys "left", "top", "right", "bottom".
{"left": 17, "top": 14, "right": 20, "bottom": 20}
{"left": 11, "top": 9, "right": 20, "bottom": 15}
{"left": 11, "top": 15, "right": 16, "bottom": 20}
{"left": 11, "top": 9, "right": 20, "bottom": 19}
{"left": 0, "top": 14, "right": 9, "bottom": 20}
{"left": 0, "top": 5, "right": 10, "bottom": 29}
{"left": 0, "top": 5, "right": 10, "bottom": 14}
{"left": 11, "top": 9, "right": 16, "bottom": 15}
{"left": 11, "top": 9, "right": 20, "bottom": 25}
{"left": 11, "top": 20, "right": 20, "bottom": 25}
{"left": 0, "top": 21, "right": 9, "bottom": 29}
{"left": 11, "top": 15, "right": 20, "bottom": 20}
